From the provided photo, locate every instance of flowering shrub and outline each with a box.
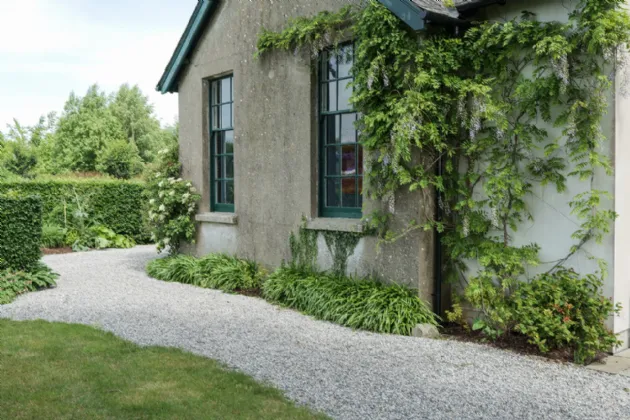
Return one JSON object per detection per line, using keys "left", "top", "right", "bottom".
{"left": 147, "top": 145, "right": 200, "bottom": 254}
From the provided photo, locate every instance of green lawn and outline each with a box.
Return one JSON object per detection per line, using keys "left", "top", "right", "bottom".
{"left": 0, "top": 320, "right": 328, "bottom": 420}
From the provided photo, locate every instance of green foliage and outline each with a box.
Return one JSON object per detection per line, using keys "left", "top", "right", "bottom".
{"left": 146, "top": 254, "right": 266, "bottom": 292}
{"left": 0, "top": 263, "right": 58, "bottom": 305}
{"left": 257, "top": 0, "right": 630, "bottom": 350}
{"left": 512, "top": 269, "right": 620, "bottom": 363}
{"left": 263, "top": 266, "right": 437, "bottom": 335}
{"left": 322, "top": 231, "right": 361, "bottom": 276}
{"left": 0, "top": 195, "right": 42, "bottom": 270}
{"left": 146, "top": 144, "right": 200, "bottom": 254}
{"left": 0, "top": 140, "right": 37, "bottom": 178}
{"left": 256, "top": 6, "right": 353, "bottom": 58}
{"left": 95, "top": 139, "right": 143, "bottom": 179}
{"left": 289, "top": 224, "right": 319, "bottom": 272}
{"left": 0, "top": 179, "right": 146, "bottom": 240}
{"left": 71, "top": 225, "right": 136, "bottom": 252}
{"left": 41, "top": 224, "right": 67, "bottom": 249}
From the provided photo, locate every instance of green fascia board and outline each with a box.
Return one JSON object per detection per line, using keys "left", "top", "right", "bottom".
{"left": 378, "top": 0, "right": 428, "bottom": 31}
{"left": 157, "top": 0, "right": 217, "bottom": 94}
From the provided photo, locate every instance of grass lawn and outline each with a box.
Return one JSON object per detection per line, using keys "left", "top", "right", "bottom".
{"left": 0, "top": 320, "right": 328, "bottom": 420}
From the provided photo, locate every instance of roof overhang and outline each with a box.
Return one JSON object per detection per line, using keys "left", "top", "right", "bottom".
{"left": 157, "top": 0, "right": 217, "bottom": 94}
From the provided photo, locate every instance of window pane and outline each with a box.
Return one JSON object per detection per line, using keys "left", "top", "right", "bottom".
{"left": 226, "top": 181, "right": 235, "bottom": 204}
{"left": 212, "top": 82, "right": 219, "bottom": 105}
{"left": 325, "top": 115, "right": 340, "bottom": 144}
{"left": 326, "top": 178, "right": 341, "bottom": 208}
{"left": 221, "top": 77, "right": 231, "bottom": 103}
{"left": 212, "top": 106, "right": 219, "bottom": 129}
{"left": 342, "top": 178, "right": 357, "bottom": 207}
{"left": 225, "top": 156, "right": 234, "bottom": 179}
{"left": 215, "top": 156, "right": 223, "bottom": 179}
{"left": 216, "top": 181, "right": 225, "bottom": 204}
{"left": 342, "top": 145, "right": 356, "bottom": 176}
{"left": 225, "top": 130, "right": 234, "bottom": 153}
{"left": 214, "top": 132, "right": 223, "bottom": 155}
{"left": 326, "top": 146, "right": 340, "bottom": 176}
{"left": 324, "top": 82, "right": 337, "bottom": 112}
{"left": 338, "top": 45, "right": 353, "bottom": 78}
{"left": 341, "top": 113, "right": 356, "bottom": 144}
{"left": 328, "top": 53, "right": 338, "bottom": 80}
{"left": 221, "top": 104, "right": 231, "bottom": 128}
{"left": 339, "top": 78, "right": 352, "bottom": 110}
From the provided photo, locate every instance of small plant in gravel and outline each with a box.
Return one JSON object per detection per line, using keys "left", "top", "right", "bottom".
{"left": 263, "top": 266, "right": 437, "bottom": 335}
{"left": 0, "top": 263, "right": 58, "bottom": 304}
{"left": 146, "top": 254, "right": 265, "bottom": 292}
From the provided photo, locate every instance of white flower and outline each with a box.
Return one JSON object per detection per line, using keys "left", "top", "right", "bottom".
{"left": 163, "top": 238, "right": 170, "bottom": 245}
{"left": 190, "top": 187, "right": 197, "bottom": 193}
{"left": 149, "top": 199, "right": 155, "bottom": 205}
{"left": 154, "top": 173, "right": 161, "bottom": 178}
{"left": 168, "top": 177, "right": 176, "bottom": 184}
{"left": 169, "top": 191, "right": 175, "bottom": 196}
{"left": 159, "top": 205, "right": 166, "bottom": 212}
{"left": 158, "top": 181, "right": 164, "bottom": 188}
{"left": 158, "top": 191, "right": 165, "bottom": 198}
{"left": 186, "top": 182, "right": 192, "bottom": 188}
{"left": 176, "top": 178, "right": 183, "bottom": 182}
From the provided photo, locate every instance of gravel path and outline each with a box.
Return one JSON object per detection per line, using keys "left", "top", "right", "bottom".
{"left": 2, "top": 246, "right": 630, "bottom": 419}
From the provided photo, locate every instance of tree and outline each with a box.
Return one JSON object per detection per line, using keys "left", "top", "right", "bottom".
{"left": 96, "top": 139, "right": 143, "bottom": 179}
{"left": 52, "top": 85, "right": 125, "bottom": 172}
{"left": 110, "top": 84, "right": 162, "bottom": 162}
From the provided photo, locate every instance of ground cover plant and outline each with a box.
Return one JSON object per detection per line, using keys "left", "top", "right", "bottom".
{"left": 146, "top": 254, "right": 266, "bottom": 293}
{"left": 0, "top": 320, "right": 328, "bottom": 420}
{"left": 263, "top": 266, "right": 437, "bottom": 335}
{"left": 0, "top": 264, "right": 58, "bottom": 305}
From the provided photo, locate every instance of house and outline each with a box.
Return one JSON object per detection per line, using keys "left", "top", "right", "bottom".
{"left": 158, "top": 0, "right": 630, "bottom": 352}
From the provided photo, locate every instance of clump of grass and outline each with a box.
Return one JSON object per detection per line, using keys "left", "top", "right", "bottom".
{"left": 146, "top": 254, "right": 265, "bottom": 292}
{"left": 262, "top": 266, "right": 437, "bottom": 335}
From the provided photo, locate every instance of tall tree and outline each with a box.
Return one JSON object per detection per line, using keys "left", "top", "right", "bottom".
{"left": 110, "top": 84, "right": 162, "bottom": 162}
{"left": 52, "top": 85, "right": 125, "bottom": 172}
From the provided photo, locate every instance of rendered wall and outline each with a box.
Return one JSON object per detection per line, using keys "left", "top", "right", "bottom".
{"left": 177, "top": 0, "right": 435, "bottom": 299}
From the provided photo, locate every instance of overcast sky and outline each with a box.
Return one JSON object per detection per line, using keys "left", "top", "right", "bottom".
{"left": 0, "top": 0, "right": 197, "bottom": 129}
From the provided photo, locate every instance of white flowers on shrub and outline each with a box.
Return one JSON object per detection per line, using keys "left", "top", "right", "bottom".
{"left": 148, "top": 168, "right": 201, "bottom": 255}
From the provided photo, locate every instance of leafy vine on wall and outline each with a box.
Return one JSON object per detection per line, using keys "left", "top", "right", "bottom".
{"left": 256, "top": 0, "right": 630, "bottom": 357}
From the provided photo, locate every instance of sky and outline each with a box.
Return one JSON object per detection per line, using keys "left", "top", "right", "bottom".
{"left": 0, "top": 0, "right": 197, "bottom": 129}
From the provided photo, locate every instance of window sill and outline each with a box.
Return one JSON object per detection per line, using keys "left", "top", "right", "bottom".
{"left": 305, "top": 218, "right": 364, "bottom": 234}
{"left": 196, "top": 212, "right": 238, "bottom": 225}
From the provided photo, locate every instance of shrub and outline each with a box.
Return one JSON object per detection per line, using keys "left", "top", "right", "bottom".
{"left": 96, "top": 139, "right": 143, "bottom": 180}
{"left": 146, "top": 145, "right": 200, "bottom": 254}
{"left": 0, "top": 195, "right": 42, "bottom": 270}
{"left": 146, "top": 254, "right": 265, "bottom": 292}
{"left": 0, "top": 263, "right": 57, "bottom": 304}
{"left": 262, "top": 267, "right": 438, "bottom": 335}
{"left": 0, "top": 178, "right": 146, "bottom": 239}
{"left": 511, "top": 269, "right": 620, "bottom": 364}
{"left": 41, "top": 224, "right": 67, "bottom": 248}
{"left": 71, "top": 225, "right": 136, "bottom": 252}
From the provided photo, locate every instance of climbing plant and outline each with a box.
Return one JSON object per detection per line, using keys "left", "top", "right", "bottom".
{"left": 257, "top": 0, "right": 630, "bottom": 357}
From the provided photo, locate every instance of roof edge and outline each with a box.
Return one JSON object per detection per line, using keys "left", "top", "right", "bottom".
{"left": 157, "top": 0, "right": 216, "bottom": 94}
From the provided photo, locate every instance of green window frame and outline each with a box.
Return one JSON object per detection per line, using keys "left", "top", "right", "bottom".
{"left": 319, "top": 44, "right": 363, "bottom": 219}
{"left": 209, "top": 75, "right": 235, "bottom": 213}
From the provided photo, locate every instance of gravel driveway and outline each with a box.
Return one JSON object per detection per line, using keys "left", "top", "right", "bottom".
{"left": 2, "top": 246, "right": 630, "bottom": 419}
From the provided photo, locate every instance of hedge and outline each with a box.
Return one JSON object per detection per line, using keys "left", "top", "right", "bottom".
{"left": 0, "top": 195, "right": 42, "bottom": 270}
{"left": 0, "top": 179, "right": 147, "bottom": 239}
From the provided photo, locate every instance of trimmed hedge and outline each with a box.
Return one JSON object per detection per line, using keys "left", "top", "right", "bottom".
{"left": 0, "top": 179, "right": 146, "bottom": 239}
{"left": 263, "top": 267, "right": 438, "bottom": 335}
{"left": 0, "top": 195, "right": 42, "bottom": 270}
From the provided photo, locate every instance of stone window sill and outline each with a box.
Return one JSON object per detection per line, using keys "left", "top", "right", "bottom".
{"left": 305, "top": 218, "right": 364, "bottom": 234}
{"left": 196, "top": 212, "right": 238, "bottom": 225}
